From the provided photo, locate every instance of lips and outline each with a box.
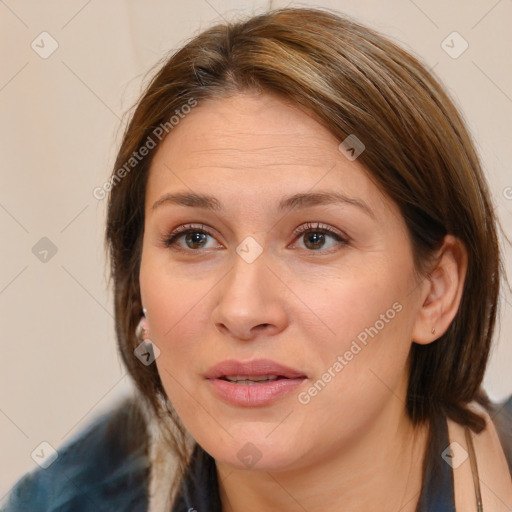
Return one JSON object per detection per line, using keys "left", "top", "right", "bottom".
{"left": 204, "top": 359, "right": 308, "bottom": 407}
{"left": 222, "top": 375, "right": 280, "bottom": 384}
{"left": 204, "top": 359, "right": 307, "bottom": 381}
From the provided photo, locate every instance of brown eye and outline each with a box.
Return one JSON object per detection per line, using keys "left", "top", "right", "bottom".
{"left": 183, "top": 231, "right": 209, "bottom": 249}
{"left": 162, "top": 224, "right": 221, "bottom": 251}
{"left": 303, "top": 231, "right": 328, "bottom": 250}
{"left": 292, "top": 222, "right": 349, "bottom": 252}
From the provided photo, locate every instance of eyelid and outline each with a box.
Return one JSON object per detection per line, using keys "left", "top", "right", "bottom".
{"left": 160, "top": 223, "right": 221, "bottom": 249}
{"left": 161, "top": 221, "right": 350, "bottom": 252}
{"left": 290, "top": 222, "right": 350, "bottom": 244}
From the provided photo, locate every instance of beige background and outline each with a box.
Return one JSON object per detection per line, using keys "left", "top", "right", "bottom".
{"left": 1, "top": 0, "right": 511, "bottom": 500}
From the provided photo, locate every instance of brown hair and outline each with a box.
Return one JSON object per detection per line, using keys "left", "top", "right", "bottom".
{"left": 105, "top": 5, "right": 504, "bottom": 500}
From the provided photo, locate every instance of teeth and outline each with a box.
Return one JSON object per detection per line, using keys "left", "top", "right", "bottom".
{"left": 225, "top": 375, "right": 279, "bottom": 384}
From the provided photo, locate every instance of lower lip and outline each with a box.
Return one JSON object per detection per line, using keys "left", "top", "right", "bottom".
{"left": 207, "top": 378, "right": 306, "bottom": 407}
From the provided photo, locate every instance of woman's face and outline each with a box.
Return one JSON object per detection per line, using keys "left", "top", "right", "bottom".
{"left": 140, "top": 91, "right": 427, "bottom": 471}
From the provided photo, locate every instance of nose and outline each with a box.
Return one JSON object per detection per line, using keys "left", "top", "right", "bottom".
{"left": 211, "top": 248, "right": 289, "bottom": 341}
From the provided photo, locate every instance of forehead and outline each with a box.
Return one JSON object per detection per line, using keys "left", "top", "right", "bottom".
{"left": 145, "top": 92, "right": 392, "bottom": 217}
{"left": 154, "top": 92, "right": 338, "bottom": 165}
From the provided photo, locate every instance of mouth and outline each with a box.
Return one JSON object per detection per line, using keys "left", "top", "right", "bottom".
{"left": 219, "top": 374, "right": 291, "bottom": 385}
{"left": 204, "top": 359, "right": 308, "bottom": 406}
{"left": 205, "top": 358, "right": 307, "bottom": 379}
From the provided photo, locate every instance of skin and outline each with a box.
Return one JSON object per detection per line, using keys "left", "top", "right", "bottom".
{"left": 449, "top": 406, "right": 512, "bottom": 510}
{"left": 138, "top": 91, "right": 493, "bottom": 511}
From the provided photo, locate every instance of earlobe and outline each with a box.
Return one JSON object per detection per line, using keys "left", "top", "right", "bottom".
{"left": 411, "top": 235, "right": 468, "bottom": 345}
{"left": 136, "top": 314, "right": 150, "bottom": 341}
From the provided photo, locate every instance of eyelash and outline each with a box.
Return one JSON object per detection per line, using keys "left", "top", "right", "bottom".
{"left": 160, "top": 222, "right": 349, "bottom": 253}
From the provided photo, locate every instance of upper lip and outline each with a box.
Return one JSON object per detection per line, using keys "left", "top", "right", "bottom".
{"left": 204, "top": 359, "right": 308, "bottom": 379}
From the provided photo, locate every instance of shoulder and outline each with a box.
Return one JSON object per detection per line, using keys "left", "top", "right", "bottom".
{"left": 448, "top": 394, "right": 512, "bottom": 511}
{"left": 487, "top": 394, "right": 512, "bottom": 472}
{"left": 4, "top": 395, "right": 149, "bottom": 512}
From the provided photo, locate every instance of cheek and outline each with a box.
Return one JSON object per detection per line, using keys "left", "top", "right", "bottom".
{"left": 298, "top": 270, "right": 409, "bottom": 353}
{"left": 140, "top": 258, "right": 194, "bottom": 341}
{"left": 291, "top": 282, "right": 413, "bottom": 448}
{"left": 294, "top": 267, "right": 415, "bottom": 408}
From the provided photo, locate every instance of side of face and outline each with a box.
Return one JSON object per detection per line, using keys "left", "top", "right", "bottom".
{"left": 138, "top": 91, "right": 431, "bottom": 472}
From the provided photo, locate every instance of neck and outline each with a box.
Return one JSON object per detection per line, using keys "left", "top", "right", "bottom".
{"left": 215, "top": 402, "right": 429, "bottom": 512}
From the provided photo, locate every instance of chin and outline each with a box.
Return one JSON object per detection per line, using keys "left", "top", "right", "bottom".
{"left": 202, "top": 431, "right": 307, "bottom": 472}
{"left": 218, "top": 449, "right": 301, "bottom": 472}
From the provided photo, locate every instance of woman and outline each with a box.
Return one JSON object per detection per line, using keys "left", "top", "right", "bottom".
{"left": 6, "top": 7, "right": 512, "bottom": 512}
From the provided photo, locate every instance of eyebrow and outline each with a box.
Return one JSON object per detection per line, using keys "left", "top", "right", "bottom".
{"left": 152, "top": 191, "right": 375, "bottom": 219}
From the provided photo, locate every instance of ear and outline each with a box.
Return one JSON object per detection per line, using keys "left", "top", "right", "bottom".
{"left": 136, "top": 315, "right": 150, "bottom": 341}
{"left": 411, "top": 234, "right": 468, "bottom": 345}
